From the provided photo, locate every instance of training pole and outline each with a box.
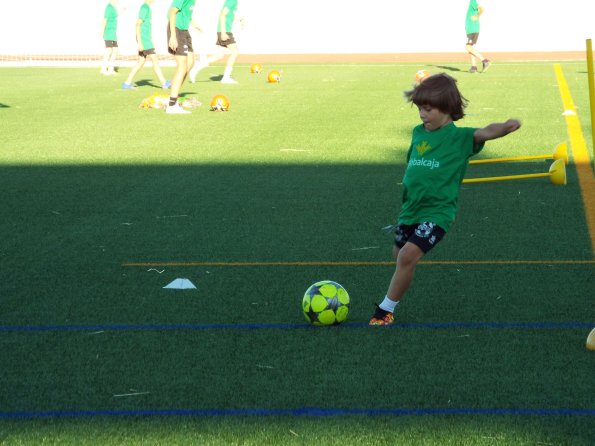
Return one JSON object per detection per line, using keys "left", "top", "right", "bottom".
{"left": 469, "top": 143, "right": 568, "bottom": 165}
{"left": 462, "top": 172, "right": 550, "bottom": 184}
{"left": 470, "top": 154, "right": 550, "bottom": 164}
{"left": 463, "top": 159, "right": 566, "bottom": 185}
{"left": 587, "top": 39, "right": 595, "bottom": 164}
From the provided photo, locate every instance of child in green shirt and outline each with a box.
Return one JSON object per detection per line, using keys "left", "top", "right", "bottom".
{"left": 465, "top": 0, "right": 490, "bottom": 73}
{"left": 166, "top": 0, "right": 198, "bottom": 114}
{"left": 123, "top": 0, "right": 170, "bottom": 90}
{"left": 100, "top": 0, "right": 119, "bottom": 75}
{"left": 189, "top": 0, "right": 241, "bottom": 84}
{"left": 369, "top": 73, "right": 521, "bottom": 325}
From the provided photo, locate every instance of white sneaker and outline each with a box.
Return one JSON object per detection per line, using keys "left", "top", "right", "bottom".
{"left": 189, "top": 62, "right": 207, "bottom": 83}
{"left": 166, "top": 103, "right": 191, "bottom": 114}
{"left": 221, "top": 76, "right": 238, "bottom": 84}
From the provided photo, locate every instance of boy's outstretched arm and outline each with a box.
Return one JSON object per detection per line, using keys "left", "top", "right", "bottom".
{"left": 474, "top": 119, "right": 521, "bottom": 144}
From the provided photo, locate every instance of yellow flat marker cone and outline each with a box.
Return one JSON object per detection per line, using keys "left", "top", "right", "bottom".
{"left": 548, "top": 158, "right": 567, "bottom": 185}
{"left": 552, "top": 142, "right": 569, "bottom": 165}
{"left": 463, "top": 159, "right": 566, "bottom": 185}
{"left": 469, "top": 142, "right": 568, "bottom": 165}
{"left": 587, "top": 328, "right": 595, "bottom": 350}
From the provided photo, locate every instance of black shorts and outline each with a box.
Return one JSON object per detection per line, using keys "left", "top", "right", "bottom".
{"left": 167, "top": 27, "right": 193, "bottom": 55}
{"left": 139, "top": 48, "right": 156, "bottom": 57}
{"left": 466, "top": 33, "right": 479, "bottom": 45}
{"left": 394, "top": 222, "right": 446, "bottom": 253}
{"left": 104, "top": 40, "right": 118, "bottom": 48}
{"left": 216, "top": 32, "right": 236, "bottom": 47}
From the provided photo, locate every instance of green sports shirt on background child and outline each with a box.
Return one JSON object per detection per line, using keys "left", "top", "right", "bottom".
{"left": 369, "top": 73, "right": 521, "bottom": 326}
{"left": 140, "top": 0, "right": 156, "bottom": 51}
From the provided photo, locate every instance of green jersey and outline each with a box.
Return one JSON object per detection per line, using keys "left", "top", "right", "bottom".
{"left": 139, "top": 3, "right": 153, "bottom": 49}
{"left": 398, "top": 123, "right": 484, "bottom": 232}
{"left": 170, "top": 0, "right": 196, "bottom": 30}
{"left": 465, "top": 0, "right": 480, "bottom": 34}
{"left": 103, "top": 3, "right": 118, "bottom": 41}
{"left": 218, "top": 0, "right": 238, "bottom": 32}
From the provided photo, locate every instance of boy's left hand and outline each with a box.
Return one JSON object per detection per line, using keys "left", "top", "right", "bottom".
{"left": 504, "top": 119, "right": 522, "bottom": 134}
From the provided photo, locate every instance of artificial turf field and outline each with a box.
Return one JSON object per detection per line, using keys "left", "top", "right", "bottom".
{"left": 0, "top": 61, "right": 594, "bottom": 445}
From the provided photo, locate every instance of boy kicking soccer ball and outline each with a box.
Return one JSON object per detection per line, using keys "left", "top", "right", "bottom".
{"left": 369, "top": 73, "right": 521, "bottom": 326}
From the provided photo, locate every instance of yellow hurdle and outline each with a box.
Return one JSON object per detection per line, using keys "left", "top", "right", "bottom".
{"left": 469, "top": 142, "right": 568, "bottom": 165}
{"left": 587, "top": 328, "right": 595, "bottom": 351}
{"left": 463, "top": 159, "right": 566, "bottom": 185}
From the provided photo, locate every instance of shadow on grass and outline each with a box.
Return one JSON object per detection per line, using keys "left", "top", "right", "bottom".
{"left": 0, "top": 163, "right": 593, "bottom": 442}
{"left": 135, "top": 79, "right": 162, "bottom": 89}
{"left": 431, "top": 65, "right": 463, "bottom": 72}
{"left": 0, "top": 162, "right": 587, "bottom": 265}
{"left": 0, "top": 161, "right": 590, "bottom": 323}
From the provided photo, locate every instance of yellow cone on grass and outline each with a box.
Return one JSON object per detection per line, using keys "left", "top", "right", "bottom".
{"left": 587, "top": 328, "right": 595, "bottom": 350}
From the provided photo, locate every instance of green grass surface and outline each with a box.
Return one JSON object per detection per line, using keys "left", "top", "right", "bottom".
{"left": 0, "top": 416, "right": 591, "bottom": 446}
{"left": 0, "top": 62, "right": 594, "bottom": 445}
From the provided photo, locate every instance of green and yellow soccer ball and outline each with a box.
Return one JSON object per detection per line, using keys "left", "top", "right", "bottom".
{"left": 302, "top": 280, "right": 350, "bottom": 326}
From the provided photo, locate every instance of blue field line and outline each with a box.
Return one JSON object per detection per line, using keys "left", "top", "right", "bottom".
{"left": 0, "top": 321, "right": 593, "bottom": 333}
{"left": 1, "top": 407, "right": 594, "bottom": 419}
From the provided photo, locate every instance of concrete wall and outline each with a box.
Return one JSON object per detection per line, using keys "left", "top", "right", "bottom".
{"left": 0, "top": 0, "right": 593, "bottom": 56}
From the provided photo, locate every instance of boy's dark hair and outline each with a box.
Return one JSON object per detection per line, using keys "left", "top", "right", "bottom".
{"left": 404, "top": 73, "right": 468, "bottom": 121}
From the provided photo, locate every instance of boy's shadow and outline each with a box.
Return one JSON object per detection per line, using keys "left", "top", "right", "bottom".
{"left": 209, "top": 75, "right": 224, "bottom": 82}
{"left": 0, "top": 103, "right": 9, "bottom": 108}
{"left": 136, "top": 79, "right": 161, "bottom": 88}
{"left": 430, "top": 65, "right": 462, "bottom": 72}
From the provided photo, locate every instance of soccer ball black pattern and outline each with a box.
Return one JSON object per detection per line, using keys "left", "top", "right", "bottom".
{"left": 302, "top": 280, "right": 350, "bottom": 326}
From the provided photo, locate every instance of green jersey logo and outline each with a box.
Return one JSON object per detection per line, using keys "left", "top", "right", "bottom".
{"left": 416, "top": 141, "right": 431, "bottom": 155}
